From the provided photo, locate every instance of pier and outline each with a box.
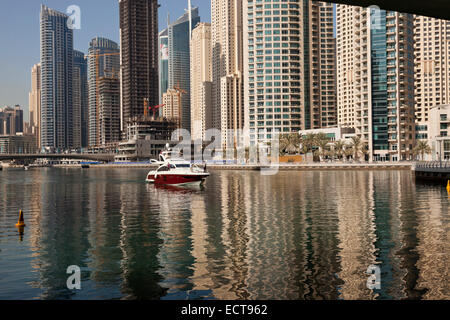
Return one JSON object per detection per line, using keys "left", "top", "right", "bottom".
{"left": 412, "top": 161, "right": 450, "bottom": 181}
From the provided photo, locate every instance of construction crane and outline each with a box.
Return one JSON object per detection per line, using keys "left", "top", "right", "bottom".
{"left": 143, "top": 99, "right": 165, "bottom": 120}
{"left": 84, "top": 51, "right": 120, "bottom": 147}
{"left": 149, "top": 104, "right": 165, "bottom": 119}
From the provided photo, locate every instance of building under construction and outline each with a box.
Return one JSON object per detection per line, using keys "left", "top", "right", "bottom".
{"left": 119, "top": 0, "right": 159, "bottom": 131}
{"left": 115, "top": 115, "right": 178, "bottom": 162}
{"left": 98, "top": 76, "right": 121, "bottom": 145}
{"left": 123, "top": 116, "right": 177, "bottom": 142}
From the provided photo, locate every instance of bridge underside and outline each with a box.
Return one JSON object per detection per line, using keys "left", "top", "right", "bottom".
{"left": 331, "top": 0, "right": 449, "bottom": 21}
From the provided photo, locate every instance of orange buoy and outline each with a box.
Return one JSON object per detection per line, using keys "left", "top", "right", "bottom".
{"left": 15, "top": 210, "right": 26, "bottom": 228}
{"left": 447, "top": 180, "right": 450, "bottom": 193}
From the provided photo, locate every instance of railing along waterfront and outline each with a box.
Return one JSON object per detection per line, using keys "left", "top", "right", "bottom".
{"left": 414, "top": 161, "right": 450, "bottom": 169}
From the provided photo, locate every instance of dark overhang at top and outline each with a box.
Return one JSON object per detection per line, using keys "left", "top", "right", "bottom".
{"left": 330, "top": 0, "right": 450, "bottom": 21}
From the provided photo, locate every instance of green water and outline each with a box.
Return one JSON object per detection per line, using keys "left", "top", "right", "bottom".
{"left": 0, "top": 168, "right": 448, "bottom": 300}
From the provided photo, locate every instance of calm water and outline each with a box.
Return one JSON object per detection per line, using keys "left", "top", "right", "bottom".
{"left": 0, "top": 168, "right": 448, "bottom": 300}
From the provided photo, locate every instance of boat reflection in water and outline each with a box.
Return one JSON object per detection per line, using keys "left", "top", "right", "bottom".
{"left": 149, "top": 183, "right": 206, "bottom": 193}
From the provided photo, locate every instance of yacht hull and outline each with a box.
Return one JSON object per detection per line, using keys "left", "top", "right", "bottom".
{"left": 146, "top": 173, "right": 209, "bottom": 186}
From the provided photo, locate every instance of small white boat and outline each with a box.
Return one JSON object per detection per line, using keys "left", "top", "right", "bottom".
{"left": 146, "top": 150, "right": 209, "bottom": 186}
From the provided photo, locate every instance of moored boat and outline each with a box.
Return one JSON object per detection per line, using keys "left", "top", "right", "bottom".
{"left": 146, "top": 149, "right": 209, "bottom": 186}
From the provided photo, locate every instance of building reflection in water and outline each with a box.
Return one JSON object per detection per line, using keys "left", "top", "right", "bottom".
{"left": 85, "top": 169, "right": 123, "bottom": 297}
{"left": 151, "top": 185, "right": 195, "bottom": 299}
{"left": 29, "top": 169, "right": 91, "bottom": 299}
{"left": 116, "top": 172, "right": 166, "bottom": 299}
{"left": 0, "top": 169, "right": 448, "bottom": 300}
{"left": 335, "top": 171, "right": 378, "bottom": 300}
{"left": 414, "top": 182, "right": 449, "bottom": 300}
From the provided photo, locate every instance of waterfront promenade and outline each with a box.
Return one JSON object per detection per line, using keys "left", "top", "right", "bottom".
{"left": 42, "top": 161, "right": 413, "bottom": 171}
{"left": 412, "top": 161, "right": 450, "bottom": 181}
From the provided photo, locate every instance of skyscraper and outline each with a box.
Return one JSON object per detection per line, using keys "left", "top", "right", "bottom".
{"left": 73, "top": 50, "right": 88, "bottom": 149}
{"left": 119, "top": 0, "right": 159, "bottom": 130}
{"left": 40, "top": 5, "right": 74, "bottom": 151}
{"left": 414, "top": 16, "right": 450, "bottom": 141}
{"left": 243, "top": 1, "right": 337, "bottom": 146}
{"left": 336, "top": 5, "right": 416, "bottom": 161}
{"left": 190, "top": 22, "right": 213, "bottom": 141}
{"left": 212, "top": 0, "right": 244, "bottom": 149}
{"left": 305, "top": 1, "right": 337, "bottom": 129}
{"left": 159, "top": 28, "right": 169, "bottom": 105}
{"left": 167, "top": 7, "right": 200, "bottom": 132}
{"left": 0, "top": 106, "right": 23, "bottom": 135}
{"left": 29, "top": 63, "right": 41, "bottom": 148}
{"left": 98, "top": 76, "right": 121, "bottom": 145}
{"left": 87, "top": 37, "right": 120, "bottom": 146}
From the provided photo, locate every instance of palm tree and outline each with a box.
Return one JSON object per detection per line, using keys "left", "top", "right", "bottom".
{"left": 350, "top": 136, "right": 364, "bottom": 161}
{"left": 361, "top": 142, "right": 369, "bottom": 160}
{"left": 301, "top": 133, "right": 316, "bottom": 154}
{"left": 413, "top": 140, "right": 431, "bottom": 161}
{"left": 327, "top": 148, "right": 336, "bottom": 162}
{"left": 344, "top": 146, "right": 354, "bottom": 161}
{"left": 334, "top": 140, "right": 346, "bottom": 161}
{"left": 315, "top": 133, "right": 330, "bottom": 161}
{"left": 279, "top": 133, "right": 301, "bottom": 155}
{"left": 279, "top": 134, "right": 289, "bottom": 156}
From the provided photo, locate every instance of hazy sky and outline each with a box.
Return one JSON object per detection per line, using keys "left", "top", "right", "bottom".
{"left": 0, "top": 0, "right": 211, "bottom": 120}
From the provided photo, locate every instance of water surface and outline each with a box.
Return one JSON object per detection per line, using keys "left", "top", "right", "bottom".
{"left": 0, "top": 168, "right": 448, "bottom": 300}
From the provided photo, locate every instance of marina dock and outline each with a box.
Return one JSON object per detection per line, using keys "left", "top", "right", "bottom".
{"left": 412, "top": 161, "right": 450, "bottom": 181}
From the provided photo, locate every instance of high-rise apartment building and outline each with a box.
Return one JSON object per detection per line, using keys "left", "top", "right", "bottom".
{"left": 212, "top": 0, "right": 244, "bottom": 148}
{"left": 0, "top": 106, "right": 23, "bottom": 135}
{"left": 414, "top": 16, "right": 450, "bottom": 140}
{"left": 87, "top": 37, "right": 120, "bottom": 146}
{"left": 98, "top": 76, "right": 121, "bottom": 145}
{"left": 337, "top": 5, "right": 416, "bottom": 161}
{"left": 162, "top": 89, "right": 182, "bottom": 128}
{"left": 243, "top": 1, "right": 337, "bottom": 145}
{"left": 119, "top": 0, "right": 159, "bottom": 130}
{"left": 73, "top": 50, "right": 88, "bottom": 149}
{"left": 307, "top": 1, "right": 337, "bottom": 129}
{"left": 167, "top": 7, "right": 200, "bottom": 133}
{"left": 40, "top": 5, "right": 74, "bottom": 151}
{"left": 190, "top": 22, "right": 213, "bottom": 141}
{"left": 40, "top": 5, "right": 74, "bottom": 150}
{"left": 29, "top": 63, "right": 41, "bottom": 148}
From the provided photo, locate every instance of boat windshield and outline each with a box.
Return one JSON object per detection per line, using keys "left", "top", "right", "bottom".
{"left": 174, "top": 164, "right": 190, "bottom": 168}
{"left": 157, "top": 166, "right": 170, "bottom": 172}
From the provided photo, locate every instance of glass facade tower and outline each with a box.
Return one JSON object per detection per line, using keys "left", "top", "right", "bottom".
{"left": 40, "top": 5, "right": 74, "bottom": 151}
{"left": 167, "top": 7, "right": 200, "bottom": 132}
{"left": 73, "top": 50, "right": 88, "bottom": 149}
{"left": 370, "top": 9, "right": 389, "bottom": 153}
